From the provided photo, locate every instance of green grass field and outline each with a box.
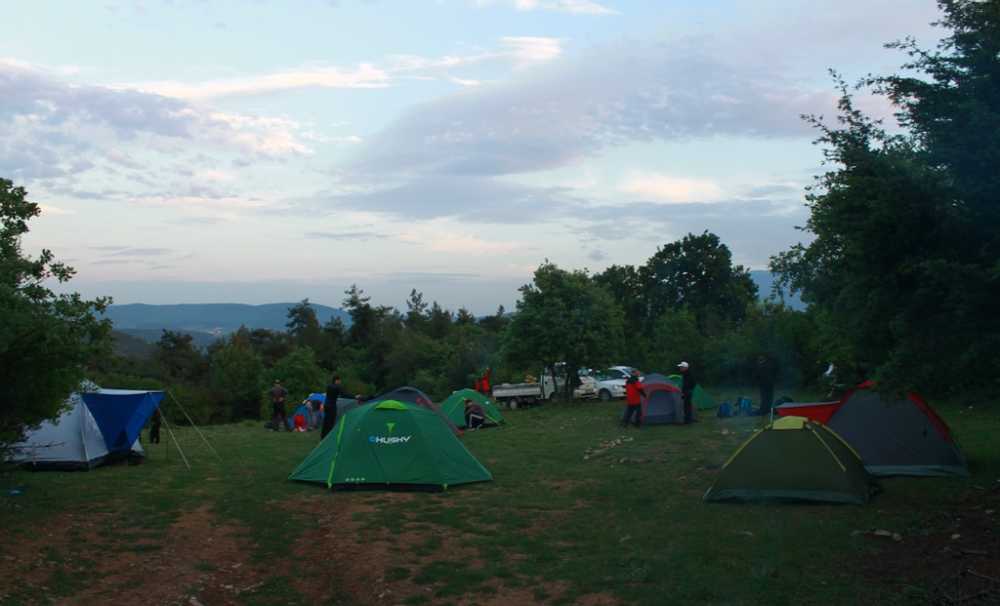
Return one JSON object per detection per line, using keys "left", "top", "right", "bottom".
{"left": 1, "top": 391, "right": 997, "bottom": 605}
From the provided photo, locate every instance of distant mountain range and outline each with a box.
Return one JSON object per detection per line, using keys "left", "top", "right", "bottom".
{"left": 105, "top": 274, "right": 802, "bottom": 346}
{"left": 104, "top": 302, "right": 350, "bottom": 345}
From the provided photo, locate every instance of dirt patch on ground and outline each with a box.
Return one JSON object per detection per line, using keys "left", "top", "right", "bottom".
{"left": 857, "top": 484, "right": 1000, "bottom": 605}
{"left": 0, "top": 506, "right": 263, "bottom": 606}
{"left": 285, "top": 492, "right": 605, "bottom": 605}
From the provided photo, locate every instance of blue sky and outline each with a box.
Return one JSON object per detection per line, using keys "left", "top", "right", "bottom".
{"left": 4, "top": 0, "right": 944, "bottom": 313}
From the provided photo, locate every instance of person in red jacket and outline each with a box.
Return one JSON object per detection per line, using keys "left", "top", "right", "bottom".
{"left": 622, "top": 369, "right": 645, "bottom": 428}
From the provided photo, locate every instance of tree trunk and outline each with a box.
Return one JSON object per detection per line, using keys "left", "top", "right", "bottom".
{"left": 547, "top": 363, "right": 559, "bottom": 401}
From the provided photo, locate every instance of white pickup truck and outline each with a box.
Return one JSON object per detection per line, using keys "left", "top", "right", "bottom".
{"left": 492, "top": 368, "right": 597, "bottom": 408}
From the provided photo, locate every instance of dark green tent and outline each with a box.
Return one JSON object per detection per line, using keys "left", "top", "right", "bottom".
{"left": 440, "top": 389, "right": 505, "bottom": 428}
{"left": 288, "top": 400, "right": 492, "bottom": 491}
{"left": 704, "top": 416, "right": 876, "bottom": 504}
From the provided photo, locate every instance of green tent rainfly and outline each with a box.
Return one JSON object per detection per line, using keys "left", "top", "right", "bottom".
{"left": 704, "top": 416, "right": 877, "bottom": 505}
{"left": 664, "top": 374, "right": 715, "bottom": 410}
{"left": 440, "top": 389, "right": 506, "bottom": 428}
{"left": 288, "top": 400, "right": 492, "bottom": 491}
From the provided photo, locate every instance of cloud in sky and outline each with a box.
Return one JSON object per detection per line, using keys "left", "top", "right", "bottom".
{"left": 131, "top": 64, "right": 390, "bottom": 100}
{"left": 500, "top": 36, "right": 564, "bottom": 65}
{"left": 306, "top": 230, "right": 387, "bottom": 241}
{"left": 106, "top": 247, "right": 173, "bottom": 257}
{"left": 418, "top": 233, "right": 526, "bottom": 256}
{"left": 127, "top": 37, "right": 564, "bottom": 102}
{"left": 587, "top": 248, "right": 608, "bottom": 261}
{"left": 343, "top": 40, "right": 836, "bottom": 182}
{"left": 619, "top": 172, "right": 725, "bottom": 204}
{"left": 0, "top": 59, "right": 311, "bottom": 186}
{"left": 318, "top": 175, "right": 582, "bottom": 223}
{"left": 473, "top": 0, "right": 617, "bottom": 15}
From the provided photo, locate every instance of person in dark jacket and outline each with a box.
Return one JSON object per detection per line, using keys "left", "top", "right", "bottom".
{"left": 622, "top": 369, "right": 645, "bottom": 428}
{"left": 754, "top": 354, "right": 778, "bottom": 415}
{"left": 464, "top": 398, "right": 486, "bottom": 429}
{"left": 678, "top": 362, "right": 696, "bottom": 424}
{"left": 149, "top": 408, "right": 162, "bottom": 444}
{"left": 321, "top": 375, "right": 342, "bottom": 439}
{"left": 270, "top": 380, "right": 289, "bottom": 431}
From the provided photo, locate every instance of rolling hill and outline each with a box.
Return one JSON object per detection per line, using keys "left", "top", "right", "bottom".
{"left": 103, "top": 302, "right": 350, "bottom": 344}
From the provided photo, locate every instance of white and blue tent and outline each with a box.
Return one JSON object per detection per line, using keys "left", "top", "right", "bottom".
{"left": 8, "top": 389, "right": 164, "bottom": 470}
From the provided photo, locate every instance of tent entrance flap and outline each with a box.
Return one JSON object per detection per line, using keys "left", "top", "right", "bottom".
{"left": 81, "top": 391, "right": 164, "bottom": 452}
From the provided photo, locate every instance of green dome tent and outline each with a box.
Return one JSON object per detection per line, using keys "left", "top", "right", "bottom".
{"left": 666, "top": 374, "right": 716, "bottom": 410}
{"left": 440, "top": 389, "right": 505, "bottom": 428}
{"left": 288, "top": 400, "right": 492, "bottom": 491}
{"left": 704, "top": 416, "right": 877, "bottom": 505}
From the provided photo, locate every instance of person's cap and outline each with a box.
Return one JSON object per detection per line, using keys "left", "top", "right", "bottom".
{"left": 677, "top": 361, "right": 689, "bottom": 369}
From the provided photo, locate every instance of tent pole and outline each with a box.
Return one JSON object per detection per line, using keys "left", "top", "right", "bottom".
{"left": 158, "top": 410, "right": 191, "bottom": 470}
{"left": 79, "top": 398, "right": 91, "bottom": 468}
{"left": 167, "top": 391, "right": 221, "bottom": 462}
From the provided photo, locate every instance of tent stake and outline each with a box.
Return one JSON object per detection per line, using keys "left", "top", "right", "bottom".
{"left": 159, "top": 410, "right": 191, "bottom": 470}
{"left": 167, "top": 391, "right": 221, "bottom": 462}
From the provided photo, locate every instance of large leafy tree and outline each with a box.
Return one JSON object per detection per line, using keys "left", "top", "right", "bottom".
{"left": 267, "top": 347, "right": 327, "bottom": 405}
{"left": 210, "top": 338, "right": 265, "bottom": 419}
{"left": 0, "top": 179, "right": 112, "bottom": 448}
{"left": 638, "top": 231, "right": 757, "bottom": 335}
{"left": 155, "top": 330, "right": 206, "bottom": 382}
{"left": 772, "top": 1, "right": 1000, "bottom": 394}
{"left": 286, "top": 298, "right": 322, "bottom": 350}
{"left": 504, "top": 261, "right": 624, "bottom": 398}
{"left": 592, "top": 263, "right": 644, "bottom": 333}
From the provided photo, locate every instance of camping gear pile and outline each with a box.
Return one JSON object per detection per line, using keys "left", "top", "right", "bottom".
{"left": 289, "top": 386, "right": 493, "bottom": 492}
{"left": 704, "top": 382, "right": 969, "bottom": 505}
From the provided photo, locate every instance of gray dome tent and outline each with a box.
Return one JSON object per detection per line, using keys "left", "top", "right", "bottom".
{"left": 7, "top": 389, "right": 163, "bottom": 470}
{"left": 826, "top": 385, "right": 968, "bottom": 477}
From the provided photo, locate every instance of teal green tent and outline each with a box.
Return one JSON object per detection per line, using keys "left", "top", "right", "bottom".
{"left": 704, "top": 416, "right": 876, "bottom": 504}
{"left": 666, "top": 374, "right": 716, "bottom": 410}
{"left": 440, "top": 389, "right": 505, "bottom": 428}
{"left": 288, "top": 400, "right": 492, "bottom": 491}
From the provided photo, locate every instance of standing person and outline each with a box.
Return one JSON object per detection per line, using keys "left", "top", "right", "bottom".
{"left": 321, "top": 375, "right": 342, "bottom": 439}
{"left": 678, "top": 362, "right": 696, "bottom": 424}
{"left": 270, "top": 380, "right": 289, "bottom": 431}
{"left": 622, "top": 369, "right": 645, "bottom": 428}
{"left": 149, "top": 408, "right": 162, "bottom": 444}
{"left": 754, "top": 354, "right": 778, "bottom": 415}
{"left": 480, "top": 368, "right": 492, "bottom": 396}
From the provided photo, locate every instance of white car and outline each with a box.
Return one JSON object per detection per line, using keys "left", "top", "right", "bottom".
{"left": 590, "top": 366, "right": 642, "bottom": 401}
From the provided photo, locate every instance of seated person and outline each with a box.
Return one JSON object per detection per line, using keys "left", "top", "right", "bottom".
{"left": 463, "top": 398, "right": 486, "bottom": 430}
{"left": 293, "top": 412, "right": 308, "bottom": 432}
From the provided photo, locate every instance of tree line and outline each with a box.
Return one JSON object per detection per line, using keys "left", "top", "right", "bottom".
{"left": 88, "top": 231, "right": 817, "bottom": 424}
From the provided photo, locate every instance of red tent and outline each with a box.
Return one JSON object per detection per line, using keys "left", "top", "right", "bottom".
{"left": 778, "top": 381, "right": 967, "bottom": 476}
{"left": 774, "top": 400, "right": 841, "bottom": 424}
